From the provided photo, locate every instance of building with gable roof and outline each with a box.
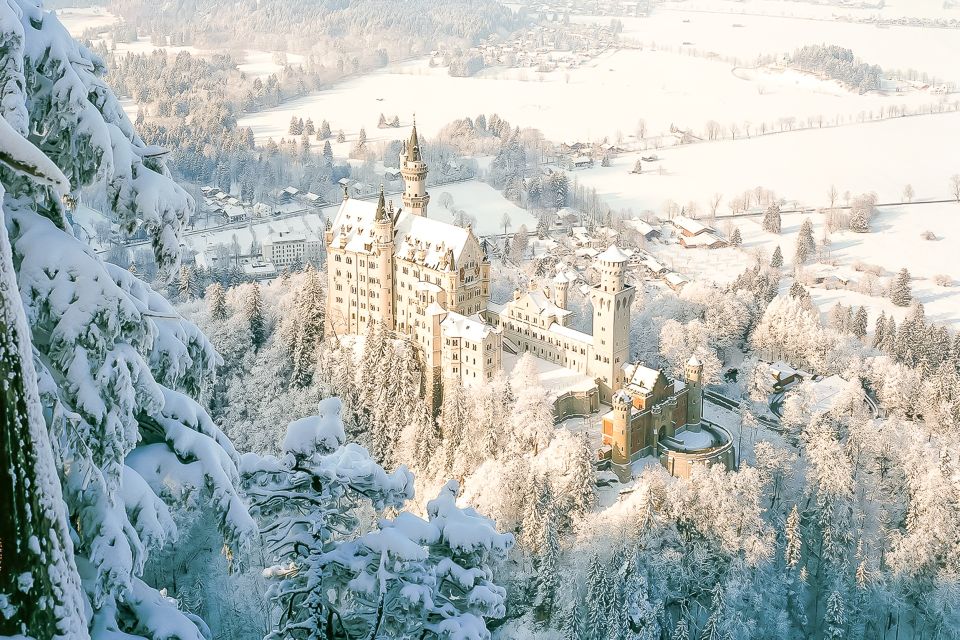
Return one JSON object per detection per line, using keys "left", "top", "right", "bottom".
{"left": 325, "top": 121, "right": 641, "bottom": 413}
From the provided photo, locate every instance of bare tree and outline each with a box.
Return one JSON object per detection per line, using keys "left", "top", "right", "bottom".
{"left": 709, "top": 193, "right": 723, "bottom": 218}
{"left": 635, "top": 118, "right": 647, "bottom": 140}
{"left": 951, "top": 174, "right": 960, "bottom": 202}
{"left": 500, "top": 212, "right": 512, "bottom": 236}
{"left": 827, "top": 184, "right": 838, "bottom": 211}
{"left": 903, "top": 184, "right": 914, "bottom": 203}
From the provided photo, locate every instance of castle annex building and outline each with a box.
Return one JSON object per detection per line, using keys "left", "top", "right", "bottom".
{"left": 325, "top": 122, "right": 734, "bottom": 477}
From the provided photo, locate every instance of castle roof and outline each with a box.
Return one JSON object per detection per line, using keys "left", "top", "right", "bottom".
{"left": 328, "top": 198, "right": 472, "bottom": 271}
{"left": 406, "top": 121, "right": 422, "bottom": 162}
{"left": 596, "top": 244, "right": 629, "bottom": 263}
{"left": 623, "top": 362, "right": 666, "bottom": 394}
{"left": 441, "top": 311, "right": 495, "bottom": 341}
{"left": 523, "top": 289, "right": 571, "bottom": 319}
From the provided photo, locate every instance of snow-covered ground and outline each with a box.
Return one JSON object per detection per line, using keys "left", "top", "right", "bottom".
{"left": 569, "top": 111, "right": 960, "bottom": 213}
{"left": 236, "top": 47, "right": 947, "bottom": 146}
{"left": 56, "top": 8, "right": 304, "bottom": 78}
{"left": 577, "top": 3, "right": 960, "bottom": 83}
{"left": 55, "top": 6, "right": 116, "bottom": 36}
{"left": 427, "top": 181, "right": 536, "bottom": 236}
{"left": 645, "top": 202, "right": 960, "bottom": 328}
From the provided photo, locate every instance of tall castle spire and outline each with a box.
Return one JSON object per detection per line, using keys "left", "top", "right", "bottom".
{"left": 401, "top": 114, "right": 430, "bottom": 217}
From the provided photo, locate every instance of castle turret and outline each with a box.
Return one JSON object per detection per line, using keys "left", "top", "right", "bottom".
{"left": 685, "top": 354, "right": 704, "bottom": 426}
{"left": 589, "top": 245, "right": 636, "bottom": 403}
{"left": 553, "top": 264, "right": 571, "bottom": 316}
{"left": 400, "top": 118, "right": 430, "bottom": 217}
{"left": 609, "top": 390, "right": 633, "bottom": 468}
{"left": 373, "top": 186, "right": 395, "bottom": 329}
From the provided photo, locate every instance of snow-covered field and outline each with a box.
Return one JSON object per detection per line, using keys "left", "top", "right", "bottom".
{"left": 55, "top": 6, "right": 116, "bottom": 36}
{"left": 569, "top": 111, "right": 960, "bottom": 213}
{"left": 579, "top": 2, "right": 960, "bottom": 83}
{"left": 236, "top": 47, "right": 947, "bottom": 146}
{"left": 56, "top": 8, "right": 303, "bottom": 78}
{"left": 646, "top": 202, "right": 960, "bottom": 328}
{"left": 426, "top": 181, "right": 536, "bottom": 235}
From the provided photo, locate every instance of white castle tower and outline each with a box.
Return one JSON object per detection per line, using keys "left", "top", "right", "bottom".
{"left": 589, "top": 246, "right": 636, "bottom": 403}
{"left": 400, "top": 118, "right": 430, "bottom": 217}
{"left": 685, "top": 355, "right": 704, "bottom": 426}
{"left": 373, "top": 186, "right": 395, "bottom": 329}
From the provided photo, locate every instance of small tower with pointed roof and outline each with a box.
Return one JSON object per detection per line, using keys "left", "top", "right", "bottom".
{"left": 373, "top": 186, "right": 395, "bottom": 329}
{"left": 400, "top": 116, "right": 430, "bottom": 217}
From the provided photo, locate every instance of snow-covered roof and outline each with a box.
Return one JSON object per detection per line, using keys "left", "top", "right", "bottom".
{"left": 441, "top": 311, "right": 496, "bottom": 341}
{"left": 680, "top": 232, "right": 726, "bottom": 247}
{"left": 687, "top": 355, "right": 702, "bottom": 367}
{"left": 672, "top": 215, "right": 710, "bottom": 235}
{"left": 553, "top": 263, "right": 578, "bottom": 283}
{"left": 394, "top": 213, "right": 471, "bottom": 271}
{"left": 595, "top": 245, "right": 629, "bottom": 263}
{"left": 331, "top": 198, "right": 474, "bottom": 271}
{"left": 624, "top": 218, "right": 656, "bottom": 235}
{"left": 623, "top": 362, "right": 664, "bottom": 394}
{"left": 282, "top": 186, "right": 299, "bottom": 195}
{"left": 549, "top": 322, "right": 593, "bottom": 344}
{"left": 303, "top": 192, "right": 322, "bottom": 202}
{"left": 525, "top": 289, "right": 571, "bottom": 318}
{"left": 224, "top": 204, "right": 247, "bottom": 219}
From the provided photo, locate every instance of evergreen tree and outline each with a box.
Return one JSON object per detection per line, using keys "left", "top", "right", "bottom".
{"left": 785, "top": 505, "right": 802, "bottom": 569}
{"left": 0, "top": 210, "right": 87, "bottom": 640}
{"left": 762, "top": 202, "right": 782, "bottom": 234}
{"left": 246, "top": 282, "right": 266, "bottom": 348}
{"left": 823, "top": 591, "right": 846, "bottom": 640}
{"left": 700, "top": 583, "right": 728, "bottom": 640}
{"left": 890, "top": 268, "right": 912, "bottom": 307}
{"left": 730, "top": 227, "right": 742, "bottom": 246}
{"left": 794, "top": 218, "right": 815, "bottom": 264}
{"left": 586, "top": 554, "right": 609, "bottom": 640}
{"left": 771, "top": 245, "right": 783, "bottom": 268}
{"left": 178, "top": 264, "right": 196, "bottom": 301}
{"left": 873, "top": 311, "right": 887, "bottom": 349}
{"left": 206, "top": 282, "right": 228, "bottom": 320}
{"left": 672, "top": 619, "right": 691, "bottom": 640}
{"left": 319, "top": 119, "right": 332, "bottom": 139}
{"left": 322, "top": 140, "right": 334, "bottom": 164}
{"left": 533, "top": 517, "right": 561, "bottom": 621}
{"left": 285, "top": 266, "right": 325, "bottom": 387}
{"left": 851, "top": 306, "right": 868, "bottom": 340}
{"left": 304, "top": 117, "right": 315, "bottom": 135}
{"left": 337, "top": 129, "right": 346, "bottom": 143}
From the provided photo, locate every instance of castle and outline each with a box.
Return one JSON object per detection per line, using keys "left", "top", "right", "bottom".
{"left": 324, "top": 122, "right": 734, "bottom": 477}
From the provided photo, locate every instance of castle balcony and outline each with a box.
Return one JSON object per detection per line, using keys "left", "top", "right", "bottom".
{"left": 657, "top": 420, "right": 736, "bottom": 479}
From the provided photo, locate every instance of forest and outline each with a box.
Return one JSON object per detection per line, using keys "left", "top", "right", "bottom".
{"left": 3, "top": 4, "right": 960, "bottom": 640}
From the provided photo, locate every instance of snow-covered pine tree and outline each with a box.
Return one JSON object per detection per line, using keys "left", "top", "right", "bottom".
{"left": 762, "top": 203, "right": 782, "bottom": 234}
{"left": 730, "top": 227, "right": 742, "bottom": 246}
{"left": 565, "top": 432, "right": 597, "bottom": 523}
{"left": 586, "top": 554, "right": 609, "bottom": 640}
{"left": 508, "top": 353, "right": 553, "bottom": 456}
{"left": 672, "top": 618, "right": 691, "bottom": 640}
{"left": 533, "top": 516, "right": 561, "bottom": 622}
{"left": 771, "top": 245, "right": 783, "bottom": 268}
{"left": 823, "top": 591, "right": 846, "bottom": 640}
{"left": 0, "top": 184, "right": 87, "bottom": 640}
{"left": 0, "top": 5, "right": 256, "bottom": 636}
{"left": 246, "top": 281, "right": 267, "bottom": 347}
{"left": 890, "top": 267, "right": 912, "bottom": 307}
{"left": 872, "top": 311, "right": 887, "bottom": 349}
{"left": 247, "top": 401, "right": 512, "bottom": 639}
{"left": 282, "top": 265, "right": 324, "bottom": 387}
{"left": 699, "top": 582, "right": 728, "bottom": 640}
{"left": 794, "top": 218, "right": 815, "bottom": 264}
{"left": 851, "top": 306, "right": 868, "bottom": 340}
{"left": 207, "top": 282, "right": 228, "bottom": 321}
{"left": 785, "top": 505, "right": 802, "bottom": 570}
{"left": 320, "top": 119, "right": 332, "bottom": 139}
